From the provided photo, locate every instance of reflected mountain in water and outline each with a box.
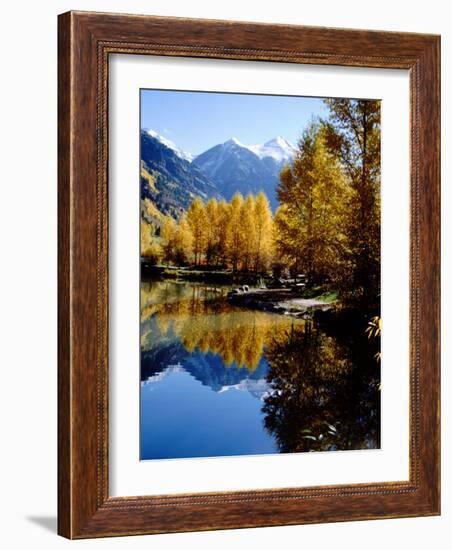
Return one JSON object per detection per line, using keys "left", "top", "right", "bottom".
{"left": 142, "top": 361, "right": 271, "bottom": 400}
{"left": 142, "top": 325, "right": 271, "bottom": 397}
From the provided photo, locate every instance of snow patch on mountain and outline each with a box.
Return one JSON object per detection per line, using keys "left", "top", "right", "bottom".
{"left": 146, "top": 129, "right": 194, "bottom": 162}
{"left": 215, "top": 135, "right": 297, "bottom": 164}
{"left": 247, "top": 136, "right": 297, "bottom": 163}
{"left": 217, "top": 135, "right": 296, "bottom": 164}
{"left": 217, "top": 378, "right": 271, "bottom": 400}
{"left": 227, "top": 137, "right": 245, "bottom": 147}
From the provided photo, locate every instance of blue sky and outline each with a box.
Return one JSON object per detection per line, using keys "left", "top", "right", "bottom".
{"left": 140, "top": 89, "right": 327, "bottom": 156}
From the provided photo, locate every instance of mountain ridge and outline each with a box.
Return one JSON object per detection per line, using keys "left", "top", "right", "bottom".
{"left": 141, "top": 129, "right": 297, "bottom": 214}
{"left": 140, "top": 130, "right": 220, "bottom": 220}
{"left": 193, "top": 135, "right": 296, "bottom": 210}
{"left": 146, "top": 129, "right": 194, "bottom": 162}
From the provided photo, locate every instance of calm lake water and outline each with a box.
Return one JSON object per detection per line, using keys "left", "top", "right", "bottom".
{"left": 140, "top": 280, "right": 380, "bottom": 460}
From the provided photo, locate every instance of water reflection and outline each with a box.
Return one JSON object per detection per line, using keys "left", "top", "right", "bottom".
{"left": 141, "top": 280, "right": 303, "bottom": 371}
{"left": 264, "top": 323, "right": 380, "bottom": 453}
{"left": 140, "top": 280, "right": 380, "bottom": 459}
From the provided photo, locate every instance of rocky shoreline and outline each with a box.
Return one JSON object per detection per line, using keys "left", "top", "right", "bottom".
{"left": 227, "top": 288, "right": 333, "bottom": 318}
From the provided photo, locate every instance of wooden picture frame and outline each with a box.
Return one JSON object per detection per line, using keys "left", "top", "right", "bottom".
{"left": 58, "top": 10, "right": 440, "bottom": 539}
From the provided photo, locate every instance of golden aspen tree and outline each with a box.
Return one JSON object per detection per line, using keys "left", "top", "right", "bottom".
{"left": 186, "top": 197, "right": 207, "bottom": 265}
{"left": 160, "top": 215, "right": 179, "bottom": 265}
{"left": 276, "top": 130, "right": 315, "bottom": 279}
{"left": 253, "top": 191, "right": 273, "bottom": 273}
{"left": 205, "top": 198, "right": 219, "bottom": 265}
{"left": 241, "top": 194, "right": 257, "bottom": 271}
{"left": 174, "top": 216, "right": 193, "bottom": 265}
{"left": 227, "top": 193, "right": 245, "bottom": 271}
{"left": 140, "top": 219, "right": 152, "bottom": 255}
{"left": 216, "top": 199, "right": 231, "bottom": 267}
{"left": 273, "top": 203, "right": 300, "bottom": 272}
{"left": 140, "top": 219, "right": 162, "bottom": 263}
{"left": 323, "top": 98, "right": 381, "bottom": 311}
{"left": 311, "top": 130, "right": 350, "bottom": 284}
{"left": 275, "top": 123, "right": 350, "bottom": 284}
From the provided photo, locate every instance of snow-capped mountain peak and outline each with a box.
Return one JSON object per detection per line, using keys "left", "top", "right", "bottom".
{"left": 217, "top": 135, "right": 296, "bottom": 164}
{"left": 220, "top": 135, "right": 296, "bottom": 164}
{"left": 224, "top": 137, "right": 245, "bottom": 147}
{"left": 248, "top": 136, "right": 296, "bottom": 163}
{"left": 193, "top": 135, "right": 297, "bottom": 210}
{"left": 146, "top": 129, "right": 194, "bottom": 162}
{"left": 264, "top": 136, "right": 293, "bottom": 149}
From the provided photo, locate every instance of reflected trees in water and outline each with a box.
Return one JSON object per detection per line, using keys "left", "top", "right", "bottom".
{"left": 141, "top": 280, "right": 304, "bottom": 372}
{"left": 263, "top": 322, "right": 380, "bottom": 453}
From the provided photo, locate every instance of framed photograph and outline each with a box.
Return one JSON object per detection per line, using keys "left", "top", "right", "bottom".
{"left": 58, "top": 11, "right": 440, "bottom": 538}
